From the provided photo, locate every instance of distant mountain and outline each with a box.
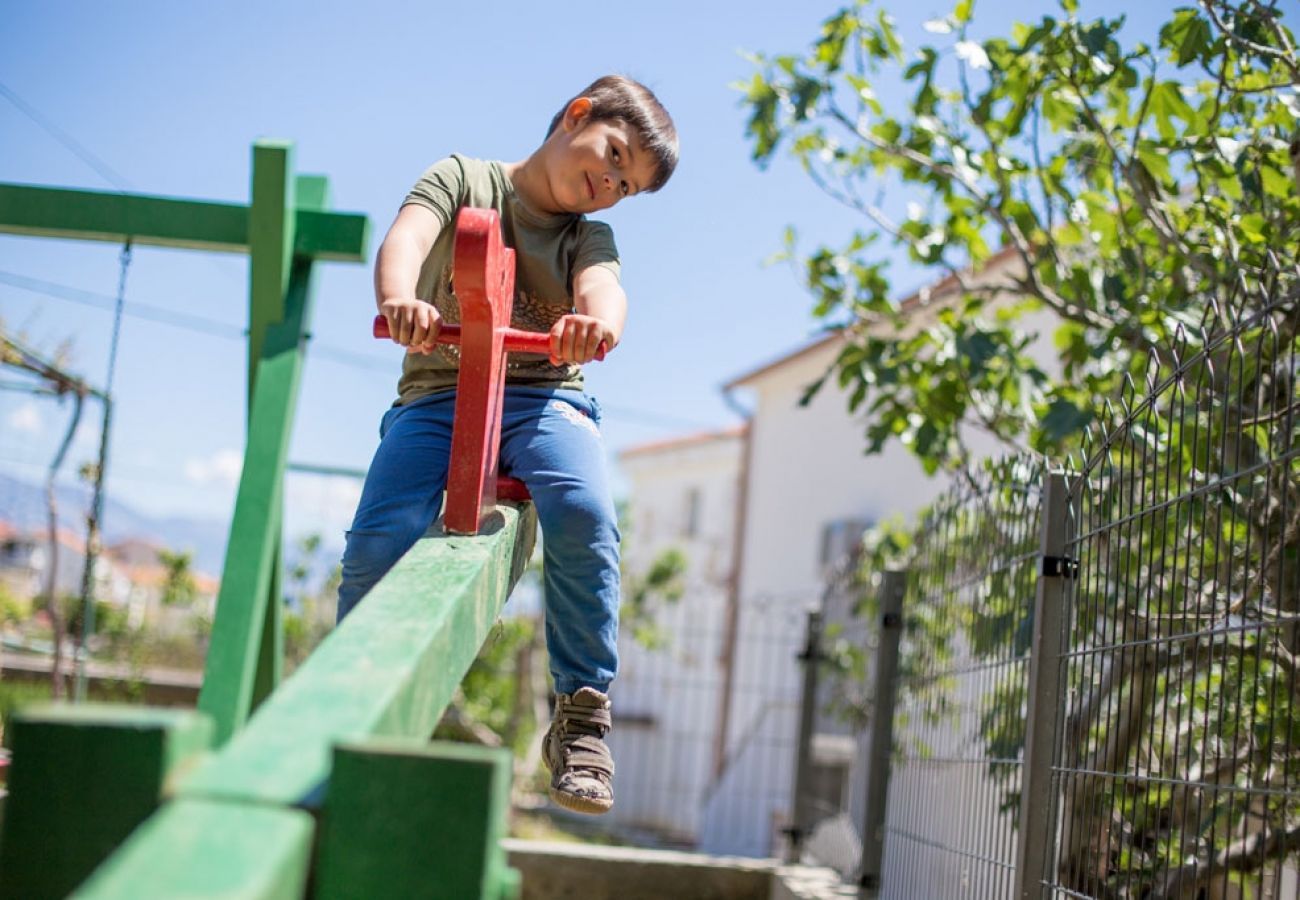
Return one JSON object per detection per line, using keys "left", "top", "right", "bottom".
{"left": 0, "top": 471, "right": 230, "bottom": 576}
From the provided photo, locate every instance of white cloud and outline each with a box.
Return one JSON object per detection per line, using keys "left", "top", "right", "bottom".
{"left": 184, "top": 449, "right": 244, "bottom": 487}
{"left": 8, "top": 403, "right": 41, "bottom": 434}
{"left": 284, "top": 473, "right": 363, "bottom": 543}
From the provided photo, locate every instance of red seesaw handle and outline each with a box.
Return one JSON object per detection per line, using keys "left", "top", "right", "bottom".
{"left": 372, "top": 314, "right": 605, "bottom": 361}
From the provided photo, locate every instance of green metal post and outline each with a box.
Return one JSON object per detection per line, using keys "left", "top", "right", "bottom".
{"left": 0, "top": 705, "right": 212, "bottom": 900}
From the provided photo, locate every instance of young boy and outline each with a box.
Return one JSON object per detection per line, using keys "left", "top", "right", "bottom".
{"left": 338, "top": 75, "right": 678, "bottom": 815}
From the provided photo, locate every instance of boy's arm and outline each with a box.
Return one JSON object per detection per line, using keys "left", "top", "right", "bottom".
{"left": 552, "top": 264, "right": 627, "bottom": 364}
{"left": 376, "top": 204, "right": 443, "bottom": 354}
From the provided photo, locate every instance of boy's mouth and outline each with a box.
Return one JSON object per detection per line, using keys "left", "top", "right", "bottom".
{"left": 585, "top": 174, "right": 595, "bottom": 201}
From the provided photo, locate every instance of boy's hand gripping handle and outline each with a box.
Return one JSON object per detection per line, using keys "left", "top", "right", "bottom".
{"left": 372, "top": 315, "right": 606, "bottom": 361}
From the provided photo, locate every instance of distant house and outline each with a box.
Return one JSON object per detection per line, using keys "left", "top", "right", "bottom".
{"left": 103, "top": 539, "right": 218, "bottom": 634}
{"left": 0, "top": 519, "right": 108, "bottom": 606}
{"left": 0, "top": 519, "right": 216, "bottom": 634}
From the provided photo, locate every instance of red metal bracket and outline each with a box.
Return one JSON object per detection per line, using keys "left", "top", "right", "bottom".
{"left": 440, "top": 208, "right": 517, "bottom": 534}
{"left": 370, "top": 209, "right": 526, "bottom": 533}
{"left": 372, "top": 209, "right": 581, "bottom": 535}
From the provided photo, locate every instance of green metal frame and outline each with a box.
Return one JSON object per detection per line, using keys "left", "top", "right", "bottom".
{"left": 0, "top": 143, "right": 532, "bottom": 898}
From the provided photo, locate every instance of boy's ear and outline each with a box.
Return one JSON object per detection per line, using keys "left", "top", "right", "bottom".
{"left": 563, "top": 97, "right": 594, "bottom": 131}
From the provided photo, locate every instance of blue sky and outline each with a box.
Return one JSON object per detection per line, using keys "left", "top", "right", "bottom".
{"left": 1, "top": 0, "right": 1182, "bottom": 558}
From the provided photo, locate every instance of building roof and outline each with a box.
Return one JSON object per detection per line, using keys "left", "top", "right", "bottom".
{"left": 619, "top": 424, "right": 748, "bottom": 460}
{"left": 723, "top": 245, "right": 1021, "bottom": 390}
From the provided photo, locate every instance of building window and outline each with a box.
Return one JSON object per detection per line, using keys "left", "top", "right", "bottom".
{"left": 683, "top": 487, "right": 701, "bottom": 538}
{"left": 819, "top": 518, "right": 872, "bottom": 569}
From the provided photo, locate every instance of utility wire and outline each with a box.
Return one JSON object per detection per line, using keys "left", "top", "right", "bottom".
{"left": 4, "top": 273, "right": 725, "bottom": 430}
{"left": 0, "top": 270, "right": 247, "bottom": 340}
{"left": 0, "top": 80, "right": 133, "bottom": 192}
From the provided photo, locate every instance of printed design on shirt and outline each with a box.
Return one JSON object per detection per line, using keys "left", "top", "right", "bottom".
{"left": 549, "top": 400, "right": 600, "bottom": 438}
{"left": 429, "top": 266, "right": 576, "bottom": 378}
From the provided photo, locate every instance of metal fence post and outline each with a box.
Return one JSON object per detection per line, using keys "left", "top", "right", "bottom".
{"left": 856, "top": 569, "right": 905, "bottom": 899}
{"left": 1013, "top": 471, "right": 1072, "bottom": 899}
{"left": 786, "top": 607, "right": 824, "bottom": 863}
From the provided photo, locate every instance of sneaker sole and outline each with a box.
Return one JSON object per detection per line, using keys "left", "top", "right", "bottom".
{"left": 549, "top": 786, "right": 613, "bottom": 816}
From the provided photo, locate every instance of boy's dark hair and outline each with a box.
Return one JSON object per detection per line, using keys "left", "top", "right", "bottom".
{"left": 547, "top": 75, "right": 678, "bottom": 193}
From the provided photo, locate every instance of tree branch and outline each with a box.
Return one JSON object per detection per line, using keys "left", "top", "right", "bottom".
{"left": 1201, "top": 0, "right": 1300, "bottom": 81}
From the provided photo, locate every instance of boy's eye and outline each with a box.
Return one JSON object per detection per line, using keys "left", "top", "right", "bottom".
{"left": 611, "top": 147, "right": 621, "bottom": 164}
{"left": 620, "top": 181, "right": 630, "bottom": 197}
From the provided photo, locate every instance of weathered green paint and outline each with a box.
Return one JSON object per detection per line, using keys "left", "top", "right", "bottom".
{"left": 71, "top": 798, "right": 314, "bottom": 900}
{"left": 0, "top": 183, "right": 366, "bottom": 259}
{"left": 184, "top": 505, "right": 536, "bottom": 806}
{"left": 316, "top": 740, "right": 520, "bottom": 900}
{"left": 0, "top": 704, "right": 212, "bottom": 900}
{"left": 198, "top": 260, "right": 315, "bottom": 745}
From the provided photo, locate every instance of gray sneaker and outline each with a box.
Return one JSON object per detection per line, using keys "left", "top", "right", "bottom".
{"left": 543, "top": 687, "right": 615, "bottom": 815}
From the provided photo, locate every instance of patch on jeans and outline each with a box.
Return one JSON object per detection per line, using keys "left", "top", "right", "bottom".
{"left": 549, "top": 400, "right": 600, "bottom": 438}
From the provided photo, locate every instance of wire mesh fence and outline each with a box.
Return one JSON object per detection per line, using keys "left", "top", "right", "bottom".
{"left": 819, "top": 291, "right": 1300, "bottom": 898}
{"left": 1044, "top": 294, "right": 1300, "bottom": 897}
{"left": 876, "top": 458, "right": 1044, "bottom": 898}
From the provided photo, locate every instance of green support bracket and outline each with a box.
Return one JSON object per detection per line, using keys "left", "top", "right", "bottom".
{"left": 0, "top": 146, "right": 544, "bottom": 898}
{"left": 0, "top": 705, "right": 213, "bottom": 900}
{"left": 315, "top": 739, "right": 521, "bottom": 900}
{"left": 198, "top": 258, "right": 315, "bottom": 745}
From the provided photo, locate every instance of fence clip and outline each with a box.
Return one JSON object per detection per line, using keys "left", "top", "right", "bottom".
{"left": 1040, "top": 555, "right": 1079, "bottom": 579}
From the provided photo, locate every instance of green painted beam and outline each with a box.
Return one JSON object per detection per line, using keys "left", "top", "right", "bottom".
{"left": 247, "top": 140, "right": 296, "bottom": 401}
{"left": 250, "top": 546, "right": 284, "bottom": 713}
{"left": 0, "top": 704, "right": 212, "bottom": 900}
{"left": 316, "top": 739, "right": 520, "bottom": 900}
{"left": 71, "top": 798, "right": 314, "bottom": 900}
{"left": 198, "top": 259, "right": 315, "bottom": 745}
{"left": 183, "top": 505, "right": 537, "bottom": 806}
{"left": 0, "top": 183, "right": 366, "bottom": 260}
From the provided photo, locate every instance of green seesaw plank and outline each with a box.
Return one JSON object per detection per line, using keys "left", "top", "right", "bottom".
{"left": 71, "top": 798, "right": 313, "bottom": 900}
{"left": 316, "top": 739, "right": 521, "bottom": 900}
{"left": 0, "top": 705, "right": 213, "bottom": 900}
{"left": 182, "top": 504, "right": 536, "bottom": 807}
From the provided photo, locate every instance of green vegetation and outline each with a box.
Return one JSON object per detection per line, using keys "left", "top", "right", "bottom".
{"left": 746, "top": 1, "right": 1299, "bottom": 892}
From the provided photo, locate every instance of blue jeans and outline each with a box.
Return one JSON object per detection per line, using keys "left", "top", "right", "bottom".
{"left": 337, "top": 387, "right": 620, "bottom": 695}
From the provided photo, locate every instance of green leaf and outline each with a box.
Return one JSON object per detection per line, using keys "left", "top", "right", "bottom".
{"left": 1135, "top": 144, "right": 1173, "bottom": 185}
{"left": 1159, "top": 9, "right": 1212, "bottom": 67}
{"left": 1039, "top": 398, "right": 1093, "bottom": 444}
{"left": 1238, "top": 212, "right": 1268, "bottom": 243}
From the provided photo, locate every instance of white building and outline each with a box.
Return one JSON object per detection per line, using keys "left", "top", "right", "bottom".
{"left": 617, "top": 250, "right": 1041, "bottom": 857}
{"left": 608, "top": 426, "right": 746, "bottom": 844}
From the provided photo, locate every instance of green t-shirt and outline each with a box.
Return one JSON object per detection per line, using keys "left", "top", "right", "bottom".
{"left": 394, "top": 154, "right": 621, "bottom": 405}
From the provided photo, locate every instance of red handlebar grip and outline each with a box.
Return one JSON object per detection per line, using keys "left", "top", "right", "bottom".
{"left": 372, "top": 314, "right": 605, "bottom": 361}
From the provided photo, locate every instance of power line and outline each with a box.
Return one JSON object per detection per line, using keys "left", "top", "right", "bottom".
{"left": 3, "top": 271, "right": 728, "bottom": 431}
{"left": 0, "top": 270, "right": 246, "bottom": 339}
{"left": 0, "top": 80, "right": 133, "bottom": 192}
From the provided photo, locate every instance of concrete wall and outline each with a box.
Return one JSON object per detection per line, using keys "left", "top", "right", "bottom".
{"left": 504, "top": 840, "right": 857, "bottom": 900}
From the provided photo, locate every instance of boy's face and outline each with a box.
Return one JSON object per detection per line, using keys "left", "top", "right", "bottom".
{"left": 548, "top": 101, "right": 658, "bottom": 215}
